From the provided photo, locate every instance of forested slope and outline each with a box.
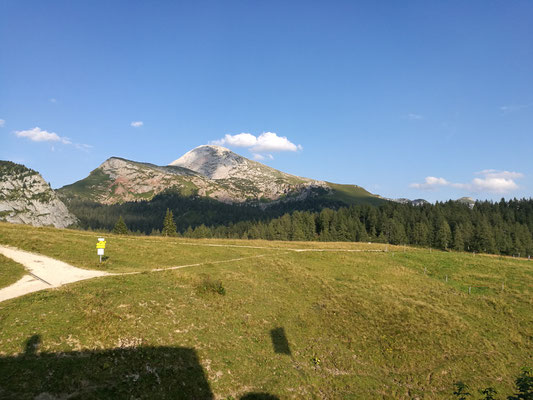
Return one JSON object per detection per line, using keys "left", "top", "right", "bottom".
{"left": 66, "top": 193, "right": 533, "bottom": 257}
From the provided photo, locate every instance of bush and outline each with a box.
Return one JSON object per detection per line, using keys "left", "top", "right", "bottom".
{"left": 453, "top": 367, "right": 532, "bottom": 400}
{"left": 196, "top": 276, "right": 226, "bottom": 296}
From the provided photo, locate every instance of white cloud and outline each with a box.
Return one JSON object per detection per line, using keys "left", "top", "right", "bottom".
{"left": 131, "top": 121, "right": 143, "bottom": 128}
{"left": 252, "top": 132, "right": 303, "bottom": 152}
{"left": 0, "top": 119, "right": 5, "bottom": 127}
{"left": 406, "top": 113, "right": 424, "bottom": 120}
{"left": 476, "top": 169, "right": 523, "bottom": 180}
{"left": 212, "top": 133, "right": 257, "bottom": 148}
{"left": 468, "top": 177, "right": 518, "bottom": 192}
{"left": 409, "top": 176, "right": 449, "bottom": 189}
{"left": 211, "top": 132, "right": 302, "bottom": 156}
{"left": 14, "top": 126, "right": 91, "bottom": 150}
{"left": 15, "top": 127, "right": 71, "bottom": 144}
{"left": 410, "top": 170, "right": 524, "bottom": 194}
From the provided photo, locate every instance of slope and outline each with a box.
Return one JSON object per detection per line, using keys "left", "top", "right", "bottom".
{"left": 0, "top": 222, "right": 531, "bottom": 399}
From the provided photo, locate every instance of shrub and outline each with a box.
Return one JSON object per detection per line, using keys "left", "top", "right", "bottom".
{"left": 196, "top": 275, "right": 226, "bottom": 296}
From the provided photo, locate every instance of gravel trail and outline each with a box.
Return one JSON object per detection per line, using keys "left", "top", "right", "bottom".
{"left": 0, "top": 245, "right": 110, "bottom": 302}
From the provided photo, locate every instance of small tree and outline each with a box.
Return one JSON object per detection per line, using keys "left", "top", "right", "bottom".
{"left": 162, "top": 209, "right": 177, "bottom": 237}
{"left": 453, "top": 381, "right": 471, "bottom": 400}
{"left": 480, "top": 387, "right": 497, "bottom": 400}
{"left": 112, "top": 216, "right": 128, "bottom": 235}
{"left": 508, "top": 367, "right": 533, "bottom": 400}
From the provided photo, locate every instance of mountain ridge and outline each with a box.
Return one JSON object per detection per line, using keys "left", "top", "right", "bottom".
{"left": 58, "top": 146, "right": 384, "bottom": 207}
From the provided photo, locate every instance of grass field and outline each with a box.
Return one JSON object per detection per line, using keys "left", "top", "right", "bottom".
{"left": 0, "top": 254, "right": 25, "bottom": 289}
{"left": 0, "top": 221, "right": 531, "bottom": 399}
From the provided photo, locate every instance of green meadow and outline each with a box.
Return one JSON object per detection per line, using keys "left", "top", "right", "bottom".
{"left": 0, "top": 222, "right": 531, "bottom": 399}
{"left": 0, "top": 254, "right": 25, "bottom": 289}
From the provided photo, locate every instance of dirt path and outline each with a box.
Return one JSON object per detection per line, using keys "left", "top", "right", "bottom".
{"left": 0, "top": 240, "right": 389, "bottom": 303}
{"left": 0, "top": 245, "right": 110, "bottom": 303}
{"left": 0, "top": 246, "right": 269, "bottom": 303}
{"left": 177, "top": 241, "right": 388, "bottom": 252}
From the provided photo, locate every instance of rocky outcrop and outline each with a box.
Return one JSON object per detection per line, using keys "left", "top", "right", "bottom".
{"left": 0, "top": 161, "right": 77, "bottom": 228}
{"left": 456, "top": 197, "right": 476, "bottom": 209}
{"left": 170, "top": 145, "right": 329, "bottom": 201}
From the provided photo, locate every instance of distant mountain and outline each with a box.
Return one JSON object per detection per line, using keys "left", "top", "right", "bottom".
{"left": 58, "top": 145, "right": 384, "bottom": 207}
{"left": 456, "top": 196, "right": 476, "bottom": 208}
{"left": 0, "top": 161, "right": 77, "bottom": 228}
{"left": 388, "top": 197, "right": 430, "bottom": 206}
{"left": 389, "top": 197, "right": 477, "bottom": 208}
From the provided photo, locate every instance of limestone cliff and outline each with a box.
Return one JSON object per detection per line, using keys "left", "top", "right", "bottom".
{"left": 0, "top": 161, "right": 77, "bottom": 228}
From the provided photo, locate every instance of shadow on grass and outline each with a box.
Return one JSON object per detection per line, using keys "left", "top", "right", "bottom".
{"left": 0, "top": 334, "right": 212, "bottom": 399}
{"left": 240, "top": 393, "right": 280, "bottom": 399}
{"left": 270, "top": 327, "right": 291, "bottom": 355}
{"left": 0, "top": 335, "right": 279, "bottom": 399}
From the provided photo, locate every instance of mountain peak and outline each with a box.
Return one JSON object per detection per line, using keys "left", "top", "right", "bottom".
{"left": 169, "top": 145, "right": 251, "bottom": 179}
{"left": 196, "top": 144, "right": 232, "bottom": 152}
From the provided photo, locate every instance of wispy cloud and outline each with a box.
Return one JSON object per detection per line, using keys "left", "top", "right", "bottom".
{"left": 252, "top": 153, "right": 274, "bottom": 161}
{"left": 14, "top": 127, "right": 91, "bottom": 151}
{"left": 131, "top": 121, "right": 143, "bottom": 128}
{"left": 406, "top": 113, "right": 424, "bottom": 120}
{"left": 410, "top": 170, "right": 524, "bottom": 194}
{"left": 0, "top": 119, "right": 5, "bottom": 127}
{"left": 210, "top": 132, "right": 302, "bottom": 159}
{"left": 74, "top": 143, "right": 93, "bottom": 151}
{"left": 49, "top": 98, "right": 57, "bottom": 103}
{"left": 500, "top": 103, "right": 532, "bottom": 113}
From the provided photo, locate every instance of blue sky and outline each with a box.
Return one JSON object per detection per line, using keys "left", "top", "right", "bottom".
{"left": 1, "top": 0, "right": 532, "bottom": 202}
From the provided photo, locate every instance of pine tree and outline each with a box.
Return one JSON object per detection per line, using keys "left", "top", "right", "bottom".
{"left": 435, "top": 219, "right": 452, "bottom": 250}
{"left": 452, "top": 225, "right": 465, "bottom": 251}
{"left": 162, "top": 209, "right": 177, "bottom": 237}
{"left": 112, "top": 216, "right": 129, "bottom": 235}
{"left": 473, "top": 218, "right": 496, "bottom": 254}
{"left": 415, "top": 222, "right": 431, "bottom": 246}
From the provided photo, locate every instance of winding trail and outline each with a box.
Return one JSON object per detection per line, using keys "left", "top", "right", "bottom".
{"left": 0, "top": 242, "right": 389, "bottom": 303}
{"left": 177, "top": 242, "right": 388, "bottom": 252}
{"left": 0, "top": 245, "right": 269, "bottom": 303}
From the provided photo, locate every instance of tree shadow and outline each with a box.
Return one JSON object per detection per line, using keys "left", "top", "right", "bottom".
{"left": 0, "top": 335, "right": 281, "bottom": 399}
{"left": 0, "top": 334, "right": 213, "bottom": 399}
{"left": 270, "top": 327, "right": 291, "bottom": 355}
{"left": 240, "top": 393, "right": 280, "bottom": 400}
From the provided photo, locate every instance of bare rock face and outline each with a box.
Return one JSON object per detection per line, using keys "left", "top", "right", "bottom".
{"left": 170, "top": 145, "right": 250, "bottom": 179}
{"left": 169, "top": 145, "right": 329, "bottom": 202}
{"left": 0, "top": 161, "right": 77, "bottom": 228}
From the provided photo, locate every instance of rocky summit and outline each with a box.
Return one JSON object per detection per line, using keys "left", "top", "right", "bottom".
{"left": 170, "top": 145, "right": 253, "bottom": 179}
{"left": 0, "top": 161, "right": 77, "bottom": 228}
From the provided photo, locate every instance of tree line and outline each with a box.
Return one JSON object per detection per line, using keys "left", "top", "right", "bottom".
{"left": 69, "top": 192, "right": 533, "bottom": 257}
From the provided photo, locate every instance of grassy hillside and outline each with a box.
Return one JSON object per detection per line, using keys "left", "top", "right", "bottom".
{"left": 0, "top": 254, "right": 25, "bottom": 289}
{"left": 58, "top": 168, "right": 113, "bottom": 201}
{"left": 324, "top": 182, "right": 386, "bottom": 206}
{"left": 0, "top": 222, "right": 531, "bottom": 399}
